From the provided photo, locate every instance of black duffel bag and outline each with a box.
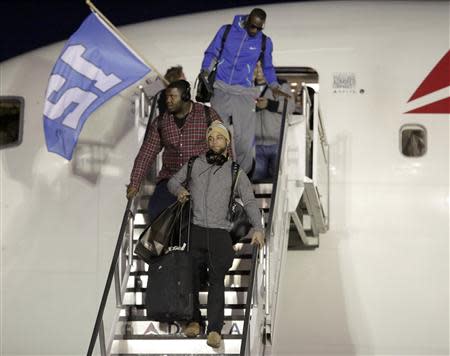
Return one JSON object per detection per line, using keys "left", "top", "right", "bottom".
{"left": 134, "top": 200, "right": 190, "bottom": 264}
{"left": 229, "top": 199, "right": 253, "bottom": 244}
{"left": 228, "top": 162, "right": 252, "bottom": 244}
{"left": 195, "top": 71, "right": 215, "bottom": 103}
{"left": 134, "top": 156, "right": 197, "bottom": 263}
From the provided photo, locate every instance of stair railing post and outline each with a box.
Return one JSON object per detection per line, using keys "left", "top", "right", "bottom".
{"left": 99, "top": 320, "right": 107, "bottom": 356}
{"left": 114, "top": 268, "right": 122, "bottom": 307}
{"left": 264, "top": 242, "right": 270, "bottom": 316}
{"left": 128, "top": 210, "right": 134, "bottom": 267}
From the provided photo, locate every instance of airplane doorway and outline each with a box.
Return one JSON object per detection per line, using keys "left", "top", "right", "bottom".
{"left": 275, "top": 67, "right": 319, "bottom": 115}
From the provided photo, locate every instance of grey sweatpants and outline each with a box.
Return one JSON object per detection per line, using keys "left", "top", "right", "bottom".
{"left": 211, "top": 85, "right": 257, "bottom": 173}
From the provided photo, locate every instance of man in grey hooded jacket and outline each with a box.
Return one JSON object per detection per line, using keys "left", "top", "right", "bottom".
{"left": 167, "top": 120, "right": 264, "bottom": 348}
{"left": 254, "top": 62, "right": 295, "bottom": 180}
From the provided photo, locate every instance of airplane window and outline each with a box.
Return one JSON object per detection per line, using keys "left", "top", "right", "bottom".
{"left": 0, "top": 96, "right": 24, "bottom": 149}
{"left": 400, "top": 124, "right": 427, "bottom": 157}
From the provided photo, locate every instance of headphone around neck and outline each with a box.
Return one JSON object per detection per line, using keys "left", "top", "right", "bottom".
{"left": 206, "top": 150, "right": 228, "bottom": 166}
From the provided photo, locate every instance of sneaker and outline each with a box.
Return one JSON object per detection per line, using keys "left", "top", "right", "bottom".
{"left": 206, "top": 331, "right": 221, "bottom": 348}
{"left": 184, "top": 321, "right": 200, "bottom": 338}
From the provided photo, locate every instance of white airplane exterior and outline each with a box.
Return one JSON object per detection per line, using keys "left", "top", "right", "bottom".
{"left": 0, "top": 1, "right": 448, "bottom": 355}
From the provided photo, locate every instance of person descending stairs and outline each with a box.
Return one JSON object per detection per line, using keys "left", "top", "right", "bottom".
{"left": 110, "top": 180, "right": 272, "bottom": 355}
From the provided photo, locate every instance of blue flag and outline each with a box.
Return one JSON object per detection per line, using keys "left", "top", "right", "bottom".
{"left": 43, "top": 13, "right": 151, "bottom": 159}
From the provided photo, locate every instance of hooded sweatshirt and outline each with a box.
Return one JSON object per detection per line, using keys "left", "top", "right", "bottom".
{"left": 201, "top": 15, "right": 277, "bottom": 88}
{"left": 167, "top": 154, "right": 263, "bottom": 232}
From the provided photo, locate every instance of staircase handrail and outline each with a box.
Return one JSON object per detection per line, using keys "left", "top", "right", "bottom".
{"left": 239, "top": 244, "right": 259, "bottom": 355}
{"left": 268, "top": 99, "right": 289, "bottom": 239}
{"left": 240, "top": 98, "right": 289, "bottom": 355}
{"left": 86, "top": 198, "right": 134, "bottom": 356}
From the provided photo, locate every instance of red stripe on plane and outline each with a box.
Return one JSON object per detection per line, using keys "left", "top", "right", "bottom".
{"left": 405, "top": 97, "right": 450, "bottom": 114}
{"left": 408, "top": 50, "right": 450, "bottom": 102}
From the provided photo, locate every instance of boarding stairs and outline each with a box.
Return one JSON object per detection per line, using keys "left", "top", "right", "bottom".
{"left": 106, "top": 186, "right": 264, "bottom": 355}
{"left": 86, "top": 84, "right": 329, "bottom": 355}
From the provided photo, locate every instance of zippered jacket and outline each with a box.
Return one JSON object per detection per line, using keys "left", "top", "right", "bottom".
{"left": 201, "top": 15, "right": 277, "bottom": 88}
{"left": 167, "top": 154, "right": 264, "bottom": 233}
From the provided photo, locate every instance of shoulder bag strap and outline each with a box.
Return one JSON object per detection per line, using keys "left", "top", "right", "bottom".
{"left": 227, "top": 162, "right": 241, "bottom": 219}
{"left": 217, "top": 24, "right": 232, "bottom": 62}
{"left": 204, "top": 105, "right": 212, "bottom": 127}
{"left": 181, "top": 155, "right": 197, "bottom": 251}
{"left": 182, "top": 155, "right": 198, "bottom": 189}
{"left": 258, "top": 33, "right": 267, "bottom": 64}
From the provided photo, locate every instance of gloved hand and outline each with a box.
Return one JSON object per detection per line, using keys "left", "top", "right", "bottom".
{"left": 126, "top": 185, "right": 138, "bottom": 200}
{"left": 251, "top": 230, "right": 265, "bottom": 248}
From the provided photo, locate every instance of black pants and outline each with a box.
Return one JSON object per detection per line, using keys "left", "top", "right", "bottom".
{"left": 148, "top": 180, "right": 177, "bottom": 223}
{"left": 189, "top": 224, "right": 235, "bottom": 333}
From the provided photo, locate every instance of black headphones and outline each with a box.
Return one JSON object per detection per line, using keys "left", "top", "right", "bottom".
{"left": 179, "top": 79, "right": 191, "bottom": 102}
{"left": 206, "top": 150, "right": 228, "bottom": 166}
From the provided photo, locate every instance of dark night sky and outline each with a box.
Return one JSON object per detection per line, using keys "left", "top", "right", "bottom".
{"left": 0, "top": 0, "right": 311, "bottom": 62}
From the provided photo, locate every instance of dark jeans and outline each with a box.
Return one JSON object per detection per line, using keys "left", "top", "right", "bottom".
{"left": 253, "top": 144, "right": 278, "bottom": 180}
{"left": 189, "top": 224, "right": 235, "bottom": 334}
{"left": 148, "top": 179, "right": 177, "bottom": 223}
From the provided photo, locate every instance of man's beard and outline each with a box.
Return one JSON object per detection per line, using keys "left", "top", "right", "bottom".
{"left": 211, "top": 146, "right": 227, "bottom": 155}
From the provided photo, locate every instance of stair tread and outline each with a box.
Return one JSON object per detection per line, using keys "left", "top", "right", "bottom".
{"left": 115, "top": 334, "right": 242, "bottom": 340}
{"left": 127, "top": 286, "right": 248, "bottom": 293}
{"left": 118, "top": 315, "right": 245, "bottom": 322}
{"left": 123, "top": 304, "right": 246, "bottom": 310}
{"left": 129, "top": 270, "right": 250, "bottom": 276}
{"left": 111, "top": 338, "right": 242, "bottom": 354}
{"left": 112, "top": 354, "right": 239, "bottom": 356}
{"left": 132, "top": 253, "right": 253, "bottom": 261}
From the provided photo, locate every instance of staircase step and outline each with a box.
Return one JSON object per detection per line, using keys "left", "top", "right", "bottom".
{"left": 128, "top": 286, "right": 248, "bottom": 293}
{"left": 112, "top": 354, "right": 239, "bottom": 356}
{"left": 256, "top": 197, "right": 271, "bottom": 209}
{"left": 127, "top": 274, "right": 251, "bottom": 289}
{"left": 129, "top": 269, "right": 250, "bottom": 276}
{"left": 116, "top": 319, "right": 245, "bottom": 336}
{"left": 120, "top": 305, "right": 246, "bottom": 317}
{"left": 123, "top": 290, "right": 248, "bottom": 306}
{"left": 130, "top": 256, "right": 253, "bottom": 273}
{"left": 111, "top": 335, "right": 241, "bottom": 354}
{"left": 129, "top": 243, "right": 258, "bottom": 260}
{"left": 252, "top": 183, "right": 273, "bottom": 195}
{"left": 132, "top": 253, "right": 252, "bottom": 260}
{"left": 119, "top": 315, "right": 244, "bottom": 322}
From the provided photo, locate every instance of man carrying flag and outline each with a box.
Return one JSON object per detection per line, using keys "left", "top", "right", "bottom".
{"left": 42, "top": 11, "right": 155, "bottom": 160}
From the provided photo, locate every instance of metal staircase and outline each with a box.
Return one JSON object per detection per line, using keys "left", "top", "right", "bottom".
{"left": 107, "top": 199, "right": 262, "bottom": 355}
{"left": 86, "top": 83, "right": 329, "bottom": 356}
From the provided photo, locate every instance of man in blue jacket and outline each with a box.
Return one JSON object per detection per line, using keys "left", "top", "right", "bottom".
{"left": 201, "top": 8, "right": 288, "bottom": 174}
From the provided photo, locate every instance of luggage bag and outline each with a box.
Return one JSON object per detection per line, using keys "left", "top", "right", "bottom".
{"left": 145, "top": 248, "right": 194, "bottom": 322}
{"left": 145, "top": 162, "right": 196, "bottom": 322}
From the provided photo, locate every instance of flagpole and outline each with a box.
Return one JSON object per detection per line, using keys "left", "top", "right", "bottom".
{"left": 85, "top": 0, "right": 168, "bottom": 86}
